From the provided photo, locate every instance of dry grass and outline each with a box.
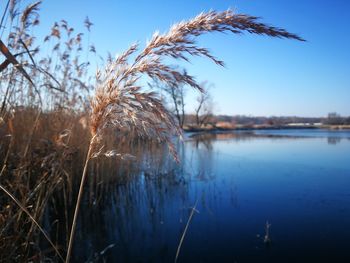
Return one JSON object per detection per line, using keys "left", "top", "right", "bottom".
{"left": 0, "top": 184, "right": 65, "bottom": 262}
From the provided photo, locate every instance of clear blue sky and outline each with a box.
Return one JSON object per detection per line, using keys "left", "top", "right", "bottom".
{"left": 15, "top": 1, "right": 350, "bottom": 117}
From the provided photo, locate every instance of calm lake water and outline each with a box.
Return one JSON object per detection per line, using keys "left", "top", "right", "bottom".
{"left": 74, "top": 129, "right": 350, "bottom": 263}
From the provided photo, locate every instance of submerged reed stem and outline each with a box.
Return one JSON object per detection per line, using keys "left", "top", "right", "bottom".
{"left": 175, "top": 199, "right": 199, "bottom": 263}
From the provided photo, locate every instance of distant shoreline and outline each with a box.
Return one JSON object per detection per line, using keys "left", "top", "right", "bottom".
{"left": 183, "top": 125, "right": 350, "bottom": 133}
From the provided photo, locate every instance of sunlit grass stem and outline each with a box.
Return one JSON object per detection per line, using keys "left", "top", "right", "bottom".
{"left": 65, "top": 135, "right": 95, "bottom": 263}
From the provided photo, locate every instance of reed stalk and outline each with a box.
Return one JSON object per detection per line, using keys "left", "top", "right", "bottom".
{"left": 175, "top": 199, "right": 199, "bottom": 263}
{"left": 65, "top": 135, "right": 95, "bottom": 263}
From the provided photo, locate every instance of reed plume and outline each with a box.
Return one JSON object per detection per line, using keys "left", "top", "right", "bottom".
{"left": 66, "top": 9, "right": 304, "bottom": 262}
{"left": 20, "top": 1, "right": 41, "bottom": 30}
{"left": 89, "top": 9, "right": 304, "bottom": 157}
{"left": 9, "top": 0, "right": 19, "bottom": 20}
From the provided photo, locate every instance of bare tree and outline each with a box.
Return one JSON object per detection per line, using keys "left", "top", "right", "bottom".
{"left": 150, "top": 76, "right": 186, "bottom": 129}
{"left": 195, "top": 81, "right": 214, "bottom": 127}
{"left": 170, "top": 82, "right": 186, "bottom": 128}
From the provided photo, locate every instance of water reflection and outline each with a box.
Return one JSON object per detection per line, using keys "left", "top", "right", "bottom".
{"left": 53, "top": 130, "right": 350, "bottom": 262}
{"left": 327, "top": 136, "right": 341, "bottom": 145}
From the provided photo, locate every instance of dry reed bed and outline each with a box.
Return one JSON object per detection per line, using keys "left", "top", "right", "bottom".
{"left": 0, "top": 109, "right": 165, "bottom": 261}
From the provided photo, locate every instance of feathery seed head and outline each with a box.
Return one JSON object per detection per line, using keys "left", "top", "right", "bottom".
{"left": 89, "top": 10, "right": 304, "bottom": 160}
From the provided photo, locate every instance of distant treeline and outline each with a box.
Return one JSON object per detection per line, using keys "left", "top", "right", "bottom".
{"left": 184, "top": 113, "right": 350, "bottom": 126}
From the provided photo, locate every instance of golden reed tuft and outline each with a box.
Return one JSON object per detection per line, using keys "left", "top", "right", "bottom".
{"left": 88, "top": 9, "right": 304, "bottom": 161}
